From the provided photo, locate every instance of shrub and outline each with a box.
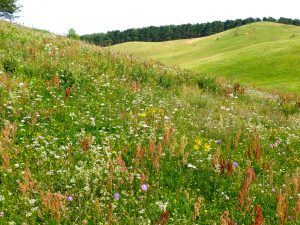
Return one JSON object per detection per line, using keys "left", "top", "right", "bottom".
{"left": 67, "top": 28, "right": 79, "bottom": 40}
{"left": 197, "top": 77, "right": 218, "bottom": 92}
{"left": 2, "top": 57, "right": 18, "bottom": 73}
{"left": 281, "top": 103, "right": 299, "bottom": 117}
{"left": 59, "top": 69, "right": 76, "bottom": 88}
{"left": 157, "top": 75, "right": 172, "bottom": 88}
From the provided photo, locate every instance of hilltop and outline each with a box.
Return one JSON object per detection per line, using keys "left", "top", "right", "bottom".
{"left": 112, "top": 22, "right": 300, "bottom": 93}
{"left": 0, "top": 21, "right": 300, "bottom": 224}
{"left": 81, "top": 17, "right": 300, "bottom": 46}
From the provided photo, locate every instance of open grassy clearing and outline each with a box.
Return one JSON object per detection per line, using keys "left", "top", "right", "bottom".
{"left": 112, "top": 22, "right": 300, "bottom": 94}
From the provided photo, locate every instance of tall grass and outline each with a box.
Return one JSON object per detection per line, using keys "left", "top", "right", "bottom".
{"left": 0, "top": 21, "right": 299, "bottom": 224}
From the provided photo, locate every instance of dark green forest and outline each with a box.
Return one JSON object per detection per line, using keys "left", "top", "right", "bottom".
{"left": 80, "top": 17, "right": 300, "bottom": 46}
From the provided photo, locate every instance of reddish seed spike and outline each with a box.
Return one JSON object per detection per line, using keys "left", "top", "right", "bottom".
{"left": 157, "top": 210, "right": 170, "bottom": 225}
{"left": 253, "top": 205, "right": 264, "bottom": 225}
{"left": 227, "top": 161, "right": 234, "bottom": 176}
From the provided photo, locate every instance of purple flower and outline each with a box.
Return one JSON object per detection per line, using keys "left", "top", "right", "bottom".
{"left": 141, "top": 184, "right": 148, "bottom": 192}
{"left": 67, "top": 195, "right": 73, "bottom": 202}
{"left": 114, "top": 192, "right": 120, "bottom": 200}
{"left": 233, "top": 162, "right": 238, "bottom": 167}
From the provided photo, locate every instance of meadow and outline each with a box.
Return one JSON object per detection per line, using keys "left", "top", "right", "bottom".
{"left": 112, "top": 22, "right": 300, "bottom": 94}
{"left": 0, "top": 20, "right": 300, "bottom": 224}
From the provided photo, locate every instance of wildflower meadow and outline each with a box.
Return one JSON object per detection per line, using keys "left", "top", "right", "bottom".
{"left": 0, "top": 21, "right": 299, "bottom": 224}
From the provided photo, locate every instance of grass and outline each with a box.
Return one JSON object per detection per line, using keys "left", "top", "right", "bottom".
{"left": 111, "top": 22, "right": 300, "bottom": 94}
{"left": 0, "top": 20, "right": 300, "bottom": 224}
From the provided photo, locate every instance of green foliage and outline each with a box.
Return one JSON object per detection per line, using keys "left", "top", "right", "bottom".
{"left": 2, "top": 57, "right": 18, "bottom": 73}
{"left": 197, "top": 77, "right": 218, "bottom": 92}
{"left": 0, "top": 0, "right": 20, "bottom": 18}
{"left": 59, "top": 69, "right": 76, "bottom": 88}
{"left": 67, "top": 28, "right": 79, "bottom": 40}
{"left": 280, "top": 102, "right": 299, "bottom": 116}
{"left": 157, "top": 74, "right": 172, "bottom": 88}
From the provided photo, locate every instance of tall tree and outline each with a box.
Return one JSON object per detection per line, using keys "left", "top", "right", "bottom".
{"left": 0, "top": 0, "right": 20, "bottom": 19}
{"left": 67, "top": 28, "right": 80, "bottom": 40}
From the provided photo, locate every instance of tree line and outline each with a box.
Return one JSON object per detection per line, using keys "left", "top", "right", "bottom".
{"left": 80, "top": 17, "right": 300, "bottom": 46}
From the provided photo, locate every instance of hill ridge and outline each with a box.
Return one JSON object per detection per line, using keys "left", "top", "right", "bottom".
{"left": 81, "top": 17, "right": 300, "bottom": 46}
{"left": 112, "top": 22, "right": 300, "bottom": 93}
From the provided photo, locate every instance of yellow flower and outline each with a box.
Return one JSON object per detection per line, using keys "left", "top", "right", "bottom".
{"left": 193, "top": 144, "right": 200, "bottom": 150}
{"left": 204, "top": 143, "right": 211, "bottom": 152}
{"left": 195, "top": 138, "right": 202, "bottom": 146}
{"left": 138, "top": 113, "right": 147, "bottom": 118}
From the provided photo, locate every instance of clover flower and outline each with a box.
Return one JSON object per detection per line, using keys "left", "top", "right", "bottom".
{"left": 114, "top": 192, "right": 120, "bottom": 200}
{"left": 141, "top": 184, "right": 148, "bottom": 192}
{"left": 67, "top": 196, "right": 73, "bottom": 202}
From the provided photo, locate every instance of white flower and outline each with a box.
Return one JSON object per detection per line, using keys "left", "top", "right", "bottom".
{"left": 84, "top": 185, "right": 90, "bottom": 192}
{"left": 28, "top": 199, "right": 36, "bottom": 205}
{"left": 0, "top": 195, "right": 5, "bottom": 202}
{"left": 187, "top": 163, "right": 197, "bottom": 169}
{"left": 90, "top": 117, "right": 96, "bottom": 126}
{"left": 156, "top": 201, "right": 169, "bottom": 211}
{"left": 69, "top": 112, "right": 75, "bottom": 119}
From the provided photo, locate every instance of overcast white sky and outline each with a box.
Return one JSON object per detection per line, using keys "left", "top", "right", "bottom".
{"left": 15, "top": 0, "right": 300, "bottom": 35}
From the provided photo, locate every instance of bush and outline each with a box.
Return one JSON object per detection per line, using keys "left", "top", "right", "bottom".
{"left": 281, "top": 103, "right": 299, "bottom": 117}
{"left": 197, "top": 77, "right": 218, "bottom": 92}
{"left": 59, "top": 69, "right": 76, "bottom": 88}
{"left": 2, "top": 57, "right": 18, "bottom": 73}
{"left": 157, "top": 74, "right": 172, "bottom": 88}
{"left": 67, "top": 28, "right": 79, "bottom": 40}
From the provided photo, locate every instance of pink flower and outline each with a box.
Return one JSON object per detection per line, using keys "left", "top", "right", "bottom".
{"left": 67, "top": 196, "right": 73, "bottom": 202}
{"left": 141, "top": 184, "right": 148, "bottom": 192}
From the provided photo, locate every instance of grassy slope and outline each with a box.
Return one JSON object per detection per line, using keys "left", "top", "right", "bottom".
{"left": 112, "top": 22, "right": 300, "bottom": 93}
{"left": 0, "top": 21, "right": 300, "bottom": 224}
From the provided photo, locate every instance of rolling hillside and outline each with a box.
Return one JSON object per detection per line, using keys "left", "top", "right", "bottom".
{"left": 0, "top": 21, "right": 300, "bottom": 224}
{"left": 112, "top": 22, "right": 300, "bottom": 93}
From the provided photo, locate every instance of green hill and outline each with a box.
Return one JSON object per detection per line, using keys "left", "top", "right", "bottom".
{"left": 112, "top": 22, "right": 300, "bottom": 93}
{"left": 0, "top": 21, "right": 300, "bottom": 224}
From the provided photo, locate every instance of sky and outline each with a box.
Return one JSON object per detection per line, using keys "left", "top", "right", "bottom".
{"left": 15, "top": 0, "right": 300, "bottom": 35}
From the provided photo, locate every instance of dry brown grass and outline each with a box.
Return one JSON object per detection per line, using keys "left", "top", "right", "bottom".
{"left": 220, "top": 210, "right": 235, "bottom": 225}
{"left": 18, "top": 166, "right": 36, "bottom": 194}
{"left": 40, "top": 191, "right": 66, "bottom": 221}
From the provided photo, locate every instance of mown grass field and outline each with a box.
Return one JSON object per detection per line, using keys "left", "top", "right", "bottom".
{"left": 112, "top": 22, "right": 300, "bottom": 94}
{"left": 0, "top": 21, "right": 300, "bottom": 224}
